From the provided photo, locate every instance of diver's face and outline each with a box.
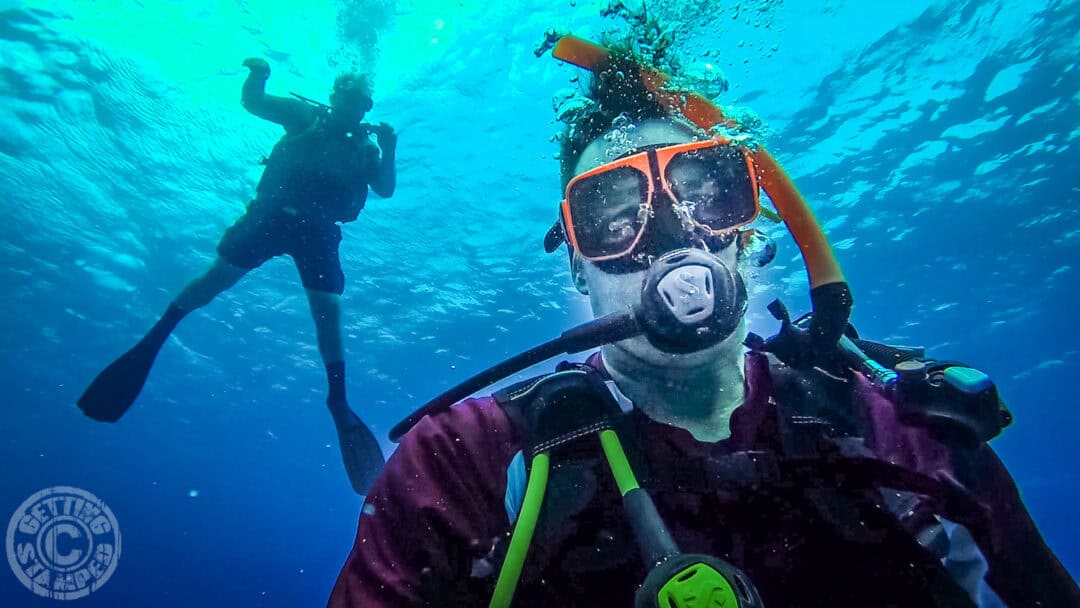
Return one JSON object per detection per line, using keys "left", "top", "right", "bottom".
{"left": 330, "top": 88, "right": 371, "bottom": 122}
{"left": 572, "top": 119, "right": 746, "bottom": 366}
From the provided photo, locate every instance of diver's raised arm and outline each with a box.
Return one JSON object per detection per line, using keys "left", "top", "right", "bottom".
{"left": 240, "top": 58, "right": 314, "bottom": 132}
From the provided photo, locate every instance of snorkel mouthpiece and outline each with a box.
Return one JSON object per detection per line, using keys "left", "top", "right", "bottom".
{"left": 637, "top": 249, "right": 747, "bottom": 354}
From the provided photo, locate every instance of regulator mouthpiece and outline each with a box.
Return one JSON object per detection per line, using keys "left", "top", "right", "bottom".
{"left": 637, "top": 249, "right": 747, "bottom": 354}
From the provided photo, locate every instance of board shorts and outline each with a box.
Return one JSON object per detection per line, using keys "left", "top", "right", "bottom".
{"left": 217, "top": 208, "right": 345, "bottom": 294}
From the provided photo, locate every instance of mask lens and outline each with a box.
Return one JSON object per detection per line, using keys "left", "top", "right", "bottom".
{"left": 665, "top": 146, "right": 756, "bottom": 230}
{"left": 568, "top": 166, "right": 649, "bottom": 259}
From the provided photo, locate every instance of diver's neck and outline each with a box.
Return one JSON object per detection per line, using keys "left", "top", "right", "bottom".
{"left": 603, "top": 341, "right": 746, "bottom": 443}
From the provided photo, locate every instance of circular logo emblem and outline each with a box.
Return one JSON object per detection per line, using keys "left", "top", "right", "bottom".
{"left": 6, "top": 487, "right": 121, "bottom": 600}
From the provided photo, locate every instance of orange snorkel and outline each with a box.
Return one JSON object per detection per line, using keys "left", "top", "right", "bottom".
{"left": 553, "top": 35, "right": 852, "bottom": 351}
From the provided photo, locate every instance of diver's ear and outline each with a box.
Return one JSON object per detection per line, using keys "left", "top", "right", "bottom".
{"left": 570, "top": 252, "right": 589, "bottom": 295}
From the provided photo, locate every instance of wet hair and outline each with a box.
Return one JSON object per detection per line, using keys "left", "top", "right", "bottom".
{"left": 557, "top": 52, "right": 669, "bottom": 189}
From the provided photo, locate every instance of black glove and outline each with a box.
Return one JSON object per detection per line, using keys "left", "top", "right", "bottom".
{"left": 242, "top": 57, "right": 270, "bottom": 79}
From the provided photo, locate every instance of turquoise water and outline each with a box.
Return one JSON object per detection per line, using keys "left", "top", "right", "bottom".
{"left": 1, "top": 0, "right": 1077, "bottom": 605}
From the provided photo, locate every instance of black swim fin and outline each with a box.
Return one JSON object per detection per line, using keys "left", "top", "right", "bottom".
{"left": 79, "top": 305, "right": 186, "bottom": 422}
{"left": 78, "top": 336, "right": 166, "bottom": 422}
{"left": 79, "top": 328, "right": 173, "bottom": 423}
{"left": 329, "top": 402, "right": 385, "bottom": 495}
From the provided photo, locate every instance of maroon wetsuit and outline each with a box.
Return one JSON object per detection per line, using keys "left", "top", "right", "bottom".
{"left": 329, "top": 353, "right": 1077, "bottom": 607}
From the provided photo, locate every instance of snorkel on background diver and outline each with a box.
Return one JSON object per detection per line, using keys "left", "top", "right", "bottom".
{"left": 290, "top": 91, "right": 332, "bottom": 110}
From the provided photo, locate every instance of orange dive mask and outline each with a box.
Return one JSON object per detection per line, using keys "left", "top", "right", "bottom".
{"left": 561, "top": 138, "right": 760, "bottom": 261}
{"left": 551, "top": 34, "right": 845, "bottom": 290}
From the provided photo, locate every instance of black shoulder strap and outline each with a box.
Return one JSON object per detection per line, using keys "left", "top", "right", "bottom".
{"left": 494, "top": 361, "right": 621, "bottom": 458}
{"left": 490, "top": 361, "right": 635, "bottom": 584}
{"left": 766, "top": 354, "right": 855, "bottom": 450}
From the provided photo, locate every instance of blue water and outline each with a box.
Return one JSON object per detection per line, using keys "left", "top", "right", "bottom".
{"left": 1, "top": 0, "right": 1077, "bottom": 605}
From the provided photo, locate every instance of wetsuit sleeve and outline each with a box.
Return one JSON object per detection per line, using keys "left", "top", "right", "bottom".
{"left": 241, "top": 72, "right": 314, "bottom": 132}
{"left": 964, "top": 446, "right": 1080, "bottom": 606}
{"left": 327, "top": 398, "right": 521, "bottom": 608}
{"left": 854, "top": 373, "right": 1078, "bottom": 603}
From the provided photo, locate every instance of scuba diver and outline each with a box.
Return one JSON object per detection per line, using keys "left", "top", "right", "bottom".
{"left": 327, "top": 37, "right": 1078, "bottom": 607}
{"left": 78, "top": 57, "right": 395, "bottom": 495}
